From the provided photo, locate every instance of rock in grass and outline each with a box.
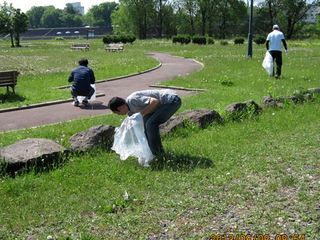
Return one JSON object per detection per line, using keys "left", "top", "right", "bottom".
{"left": 0, "top": 138, "right": 66, "bottom": 176}
{"left": 262, "top": 95, "right": 284, "bottom": 108}
{"left": 160, "top": 108, "right": 223, "bottom": 135}
{"left": 69, "top": 125, "right": 115, "bottom": 152}
{"left": 225, "top": 100, "right": 262, "bottom": 120}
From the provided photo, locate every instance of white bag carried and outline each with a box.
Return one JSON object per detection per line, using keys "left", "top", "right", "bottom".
{"left": 262, "top": 51, "right": 274, "bottom": 76}
{"left": 111, "top": 113, "right": 154, "bottom": 167}
{"left": 77, "top": 84, "right": 96, "bottom": 102}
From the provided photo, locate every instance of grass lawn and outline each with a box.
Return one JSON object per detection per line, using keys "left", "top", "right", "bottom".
{"left": 0, "top": 39, "right": 158, "bottom": 109}
{"left": 0, "top": 38, "right": 319, "bottom": 239}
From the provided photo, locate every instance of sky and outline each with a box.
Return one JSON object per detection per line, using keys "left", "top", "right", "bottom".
{"left": 0, "top": 0, "right": 118, "bottom": 14}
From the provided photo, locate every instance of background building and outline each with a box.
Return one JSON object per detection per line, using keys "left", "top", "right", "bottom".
{"left": 304, "top": 5, "right": 320, "bottom": 23}
{"left": 68, "top": 2, "right": 84, "bottom": 15}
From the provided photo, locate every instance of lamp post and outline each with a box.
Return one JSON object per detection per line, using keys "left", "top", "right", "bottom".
{"left": 247, "top": 0, "right": 253, "bottom": 58}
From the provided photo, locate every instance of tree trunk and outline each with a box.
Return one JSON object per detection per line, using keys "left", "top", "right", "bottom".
{"left": 158, "top": 0, "right": 163, "bottom": 38}
{"left": 10, "top": 32, "right": 15, "bottom": 48}
{"left": 15, "top": 33, "right": 21, "bottom": 47}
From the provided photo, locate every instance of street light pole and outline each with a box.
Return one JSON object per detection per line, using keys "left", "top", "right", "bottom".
{"left": 247, "top": 0, "right": 253, "bottom": 58}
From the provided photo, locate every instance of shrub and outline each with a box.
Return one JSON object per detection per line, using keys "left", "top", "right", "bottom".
{"left": 192, "top": 35, "right": 207, "bottom": 45}
{"left": 207, "top": 37, "right": 215, "bottom": 45}
{"left": 220, "top": 40, "right": 228, "bottom": 45}
{"left": 124, "top": 34, "right": 136, "bottom": 44}
{"left": 55, "top": 37, "right": 64, "bottom": 40}
{"left": 102, "top": 34, "right": 136, "bottom": 44}
{"left": 172, "top": 35, "right": 191, "bottom": 44}
{"left": 254, "top": 36, "right": 266, "bottom": 45}
{"left": 234, "top": 37, "right": 245, "bottom": 45}
{"left": 102, "top": 35, "right": 113, "bottom": 44}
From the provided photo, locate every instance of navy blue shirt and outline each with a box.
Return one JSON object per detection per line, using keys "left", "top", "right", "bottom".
{"left": 68, "top": 65, "right": 95, "bottom": 95}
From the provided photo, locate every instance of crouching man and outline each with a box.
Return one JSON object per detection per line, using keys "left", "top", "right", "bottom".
{"left": 68, "top": 58, "right": 95, "bottom": 106}
{"left": 108, "top": 89, "right": 181, "bottom": 156}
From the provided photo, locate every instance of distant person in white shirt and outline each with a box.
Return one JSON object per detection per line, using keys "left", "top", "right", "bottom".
{"left": 266, "top": 24, "right": 288, "bottom": 79}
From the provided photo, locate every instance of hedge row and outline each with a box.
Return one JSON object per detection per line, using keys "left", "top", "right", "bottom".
{"left": 172, "top": 35, "right": 215, "bottom": 45}
{"left": 102, "top": 34, "right": 136, "bottom": 44}
{"left": 172, "top": 35, "right": 266, "bottom": 45}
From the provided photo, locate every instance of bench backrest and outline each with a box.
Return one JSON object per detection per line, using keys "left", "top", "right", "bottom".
{"left": 0, "top": 71, "right": 19, "bottom": 85}
{"left": 107, "top": 43, "right": 124, "bottom": 48}
{"left": 108, "top": 43, "right": 123, "bottom": 47}
{"left": 72, "top": 43, "right": 90, "bottom": 48}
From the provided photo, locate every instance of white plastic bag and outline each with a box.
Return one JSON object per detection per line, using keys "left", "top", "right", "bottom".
{"left": 77, "top": 84, "right": 96, "bottom": 102}
{"left": 262, "top": 51, "right": 274, "bottom": 76}
{"left": 111, "top": 113, "right": 154, "bottom": 167}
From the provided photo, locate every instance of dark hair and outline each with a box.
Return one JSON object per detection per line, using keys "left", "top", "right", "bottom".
{"left": 108, "top": 97, "right": 126, "bottom": 112}
{"left": 78, "top": 58, "right": 89, "bottom": 66}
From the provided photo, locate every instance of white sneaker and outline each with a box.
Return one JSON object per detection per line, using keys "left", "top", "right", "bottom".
{"left": 73, "top": 100, "right": 80, "bottom": 107}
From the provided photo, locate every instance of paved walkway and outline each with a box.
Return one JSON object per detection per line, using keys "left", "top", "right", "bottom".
{"left": 0, "top": 52, "right": 202, "bottom": 132}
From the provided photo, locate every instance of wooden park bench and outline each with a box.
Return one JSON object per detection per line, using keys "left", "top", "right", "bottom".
{"left": 70, "top": 43, "right": 90, "bottom": 51}
{"left": 0, "top": 70, "right": 19, "bottom": 94}
{"left": 105, "top": 43, "right": 124, "bottom": 52}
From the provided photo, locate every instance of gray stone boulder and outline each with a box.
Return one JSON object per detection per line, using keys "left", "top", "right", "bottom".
{"left": 160, "top": 109, "right": 223, "bottom": 135}
{"left": 225, "top": 100, "right": 262, "bottom": 120}
{"left": 69, "top": 125, "right": 115, "bottom": 151}
{"left": 277, "top": 95, "right": 303, "bottom": 104}
{"left": 307, "top": 87, "right": 320, "bottom": 95}
{"left": 262, "top": 95, "right": 284, "bottom": 108}
{"left": 0, "top": 138, "right": 66, "bottom": 175}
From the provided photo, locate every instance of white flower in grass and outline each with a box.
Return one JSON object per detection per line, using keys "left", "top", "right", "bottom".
{"left": 123, "top": 191, "right": 129, "bottom": 200}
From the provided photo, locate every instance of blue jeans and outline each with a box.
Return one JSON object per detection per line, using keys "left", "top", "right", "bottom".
{"left": 143, "top": 96, "right": 181, "bottom": 155}
{"left": 71, "top": 86, "right": 95, "bottom": 100}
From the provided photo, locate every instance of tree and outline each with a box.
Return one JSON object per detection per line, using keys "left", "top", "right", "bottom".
{"left": 257, "top": 0, "right": 319, "bottom": 39}
{"left": 114, "top": 0, "right": 155, "bottom": 39}
{"left": 86, "top": 2, "right": 118, "bottom": 27}
{"left": 111, "top": 4, "right": 135, "bottom": 34}
{"left": 12, "top": 8, "right": 28, "bottom": 47}
{"left": 41, "top": 6, "right": 63, "bottom": 28}
{"left": 197, "top": 0, "right": 211, "bottom": 35}
{"left": 26, "top": 6, "right": 45, "bottom": 28}
{"left": 161, "top": 3, "right": 177, "bottom": 37}
{"left": 64, "top": 3, "right": 77, "bottom": 15}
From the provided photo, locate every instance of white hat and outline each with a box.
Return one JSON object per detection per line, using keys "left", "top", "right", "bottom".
{"left": 272, "top": 24, "right": 279, "bottom": 30}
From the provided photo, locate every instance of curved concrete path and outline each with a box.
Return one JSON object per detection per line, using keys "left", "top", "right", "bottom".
{"left": 0, "top": 52, "right": 202, "bottom": 132}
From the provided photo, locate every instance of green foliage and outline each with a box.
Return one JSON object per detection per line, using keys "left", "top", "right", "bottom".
{"left": 0, "top": 3, "right": 28, "bottom": 47}
{"left": 192, "top": 35, "right": 207, "bottom": 45}
{"left": 102, "top": 34, "right": 136, "bottom": 44}
{"left": 234, "top": 37, "right": 245, "bottom": 45}
{"left": 172, "top": 35, "right": 191, "bottom": 44}
{"left": 220, "top": 40, "right": 228, "bottom": 45}
{"left": 207, "top": 37, "right": 215, "bottom": 44}
{"left": 254, "top": 35, "right": 266, "bottom": 45}
{"left": 86, "top": 2, "right": 118, "bottom": 27}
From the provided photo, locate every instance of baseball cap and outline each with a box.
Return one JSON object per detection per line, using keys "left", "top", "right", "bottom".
{"left": 272, "top": 24, "right": 279, "bottom": 30}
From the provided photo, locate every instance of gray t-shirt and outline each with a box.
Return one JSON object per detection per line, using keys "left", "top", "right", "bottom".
{"left": 126, "top": 89, "right": 177, "bottom": 115}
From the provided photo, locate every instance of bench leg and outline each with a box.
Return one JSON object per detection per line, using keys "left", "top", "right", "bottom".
{"left": 6, "top": 86, "right": 15, "bottom": 94}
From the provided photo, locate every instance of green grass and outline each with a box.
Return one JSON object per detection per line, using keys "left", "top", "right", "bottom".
{"left": 0, "top": 39, "right": 158, "bottom": 109}
{"left": 0, "top": 39, "right": 319, "bottom": 239}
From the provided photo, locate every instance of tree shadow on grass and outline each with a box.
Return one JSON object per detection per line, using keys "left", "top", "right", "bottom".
{"left": 150, "top": 152, "right": 214, "bottom": 171}
{"left": 0, "top": 92, "right": 25, "bottom": 104}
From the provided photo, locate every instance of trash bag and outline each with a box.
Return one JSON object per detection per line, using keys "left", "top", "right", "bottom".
{"left": 77, "top": 84, "right": 96, "bottom": 102}
{"left": 262, "top": 51, "right": 274, "bottom": 76}
{"left": 111, "top": 113, "right": 154, "bottom": 167}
